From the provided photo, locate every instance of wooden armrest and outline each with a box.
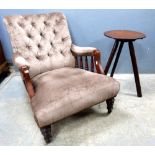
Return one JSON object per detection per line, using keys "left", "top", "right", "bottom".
{"left": 93, "top": 50, "right": 105, "bottom": 74}
{"left": 71, "top": 44, "right": 105, "bottom": 74}
{"left": 20, "top": 66, "right": 35, "bottom": 99}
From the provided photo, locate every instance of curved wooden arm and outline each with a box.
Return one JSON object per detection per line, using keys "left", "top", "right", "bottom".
{"left": 20, "top": 66, "right": 35, "bottom": 99}
{"left": 93, "top": 50, "right": 105, "bottom": 74}
{"left": 71, "top": 45, "right": 105, "bottom": 74}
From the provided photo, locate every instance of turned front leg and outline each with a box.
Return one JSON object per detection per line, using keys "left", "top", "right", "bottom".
{"left": 40, "top": 125, "right": 52, "bottom": 144}
{"left": 106, "top": 98, "right": 115, "bottom": 114}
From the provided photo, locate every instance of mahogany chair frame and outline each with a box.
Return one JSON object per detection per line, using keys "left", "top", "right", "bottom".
{"left": 19, "top": 49, "right": 114, "bottom": 144}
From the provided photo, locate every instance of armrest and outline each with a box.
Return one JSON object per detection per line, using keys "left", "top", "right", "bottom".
{"left": 20, "top": 66, "right": 35, "bottom": 99}
{"left": 14, "top": 55, "right": 30, "bottom": 68}
{"left": 14, "top": 54, "right": 34, "bottom": 98}
{"left": 71, "top": 44, "right": 104, "bottom": 74}
{"left": 71, "top": 44, "right": 97, "bottom": 56}
{"left": 93, "top": 50, "right": 104, "bottom": 74}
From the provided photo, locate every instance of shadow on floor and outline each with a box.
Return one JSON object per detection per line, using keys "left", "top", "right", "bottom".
{"left": 51, "top": 106, "right": 131, "bottom": 143}
{"left": 0, "top": 71, "right": 10, "bottom": 84}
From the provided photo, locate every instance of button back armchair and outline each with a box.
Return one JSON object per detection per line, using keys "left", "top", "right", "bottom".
{"left": 4, "top": 12, "right": 120, "bottom": 144}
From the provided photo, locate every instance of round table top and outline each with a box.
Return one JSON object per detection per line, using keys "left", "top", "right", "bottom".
{"left": 104, "top": 30, "right": 145, "bottom": 41}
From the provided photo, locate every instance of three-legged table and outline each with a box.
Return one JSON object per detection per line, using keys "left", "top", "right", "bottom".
{"left": 104, "top": 30, "right": 145, "bottom": 97}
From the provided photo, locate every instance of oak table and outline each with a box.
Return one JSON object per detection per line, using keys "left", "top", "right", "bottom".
{"left": 104, "top": 30, "right": 145, "bottom": 97}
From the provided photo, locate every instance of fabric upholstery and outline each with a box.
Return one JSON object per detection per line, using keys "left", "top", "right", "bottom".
{"left": 4, "top": 12, "right": 120, "bottom": 128}
{"left": 71, "top": 44, "right": 97, "bottom": 56}
{"left": 31, "top": 67, "right": 120, "bottom": 127}
{"left": 13, "top": 54, "right": 30, "bottom": 68}
{"left": 4, "top": 12, "right": 75, "bottom": 78}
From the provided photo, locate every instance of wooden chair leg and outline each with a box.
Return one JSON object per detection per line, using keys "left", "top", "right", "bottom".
{"left": 40, "top": 125, "right": 52, "bottom": 144}
{"left": 106, "top": 98, "right": 115, "bottom": 114}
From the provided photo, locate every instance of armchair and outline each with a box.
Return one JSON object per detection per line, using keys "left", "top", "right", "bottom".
{"left": 4, "top": 12, "right": 120, "bottom": 144}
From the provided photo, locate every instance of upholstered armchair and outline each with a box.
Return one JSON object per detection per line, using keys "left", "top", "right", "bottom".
{"left": 4, "top": 12, "right": 120, "bottom": 144}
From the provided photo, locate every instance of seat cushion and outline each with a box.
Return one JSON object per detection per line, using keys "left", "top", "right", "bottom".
{"left": 31, "top": 67, "right": 120, "bottom": 127}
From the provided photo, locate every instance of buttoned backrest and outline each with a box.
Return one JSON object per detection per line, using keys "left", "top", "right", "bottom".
{"left": 4, "top": 12, "right": 75, "bottom": 78}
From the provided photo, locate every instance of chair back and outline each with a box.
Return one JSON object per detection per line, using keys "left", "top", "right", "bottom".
{"left": 4, "top": 12, "right": 75, "bottom": 78}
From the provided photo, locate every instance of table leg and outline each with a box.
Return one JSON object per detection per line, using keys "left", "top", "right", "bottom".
{"left": 128, "top": 41, "right": 142, "bottom": 97}
{"left": 104, "top": 40, "right": 119, "bottom": 75}
{"left": 110, "top": 41, "right": 124, "bottom": 77}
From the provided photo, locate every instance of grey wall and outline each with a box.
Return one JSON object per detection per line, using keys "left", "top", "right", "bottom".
{"left": 0, "top": 9, "right": 155, "bottom": 73}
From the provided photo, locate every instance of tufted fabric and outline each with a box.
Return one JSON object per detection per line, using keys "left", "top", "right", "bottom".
{"left": 4, "top": 12, "right": 75, "bottom": 78}
{"left": 31, "top": 67, "right": 120, "bottom": 127}
{"left": 4, "top": 12, "right": 120, "bottom": 129}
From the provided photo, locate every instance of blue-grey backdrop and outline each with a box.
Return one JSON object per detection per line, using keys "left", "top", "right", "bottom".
{"left": 0, "top": 9, "right": 155, "bottom": 73}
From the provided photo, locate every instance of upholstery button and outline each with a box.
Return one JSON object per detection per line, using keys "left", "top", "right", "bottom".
{"left": 27, "top": 33, "right": 32, "bottom": 39}
{"left": 50, "top": 42, "right": 53, "bottom": 47}
{"left": 35, "top": 54, "right": 42, "bottom": 60}
{"left": 44, "top": 21, "right": 50, "bottom": 27}
{"left": 55, "top": 19, "right": 61, "bottom": 25}
{"left": 37, "top": 44, "right": 42, "bottom": 49}
{"left": 60, "top": 50, "right": 64, "bottom": 56}
{"left": 24, "top": 16, "right": 28, "bottom": 20}
{"left": 8, "top": 22, "right": 13, "bottom": 26}
{"left": 40, "top": 32, "right": 45, "bottom": 38}
{"left": 53, "top": 29, "right": 57, "bottom": 35}
{"left": 36, "top": 55, "right": 40, "bottom": 59}
{"left": 18, "top": 22, "right": 25, "bottom": 28}
{"left": 55, "top": 19, "right": 58, "bottom": 24}
{"left": 47, "top": 53, "right": 52, "bottom": 57}
{"left": 36, "top": 54, "right": 45, "bottom": 60}
{"left": 44, "top": 21, "right": 47, "bottom": 25}
{"left": 62, "top": 38, "right": 65, "bottom": 42}
{"left": 31, "top": 22, "right": 36, "bottom": 27}
{"left": 62, "top": 37, "right": 69, "bottom": 42}
{"left": 25, "top": 44, "right": 31, "bottom": 50}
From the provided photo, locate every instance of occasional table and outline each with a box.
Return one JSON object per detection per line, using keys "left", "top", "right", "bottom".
{"left": 104, "top": 30, "right": 145, "bottom": 97}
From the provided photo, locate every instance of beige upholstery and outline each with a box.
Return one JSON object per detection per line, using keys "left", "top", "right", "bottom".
{"left": 32, "top": 67, "right": 120, "bottom": 127}
{"left": 71, "top": 44, "right": 96, "bottom": 56}
{"left": 13, "top": 54, "right": 30, "bottom": 68}
{"left": 4, "top": 13, "right": 75, "bottom": 78}
{"left": 4, "top": 12, "right": 120, "bottom": 128}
